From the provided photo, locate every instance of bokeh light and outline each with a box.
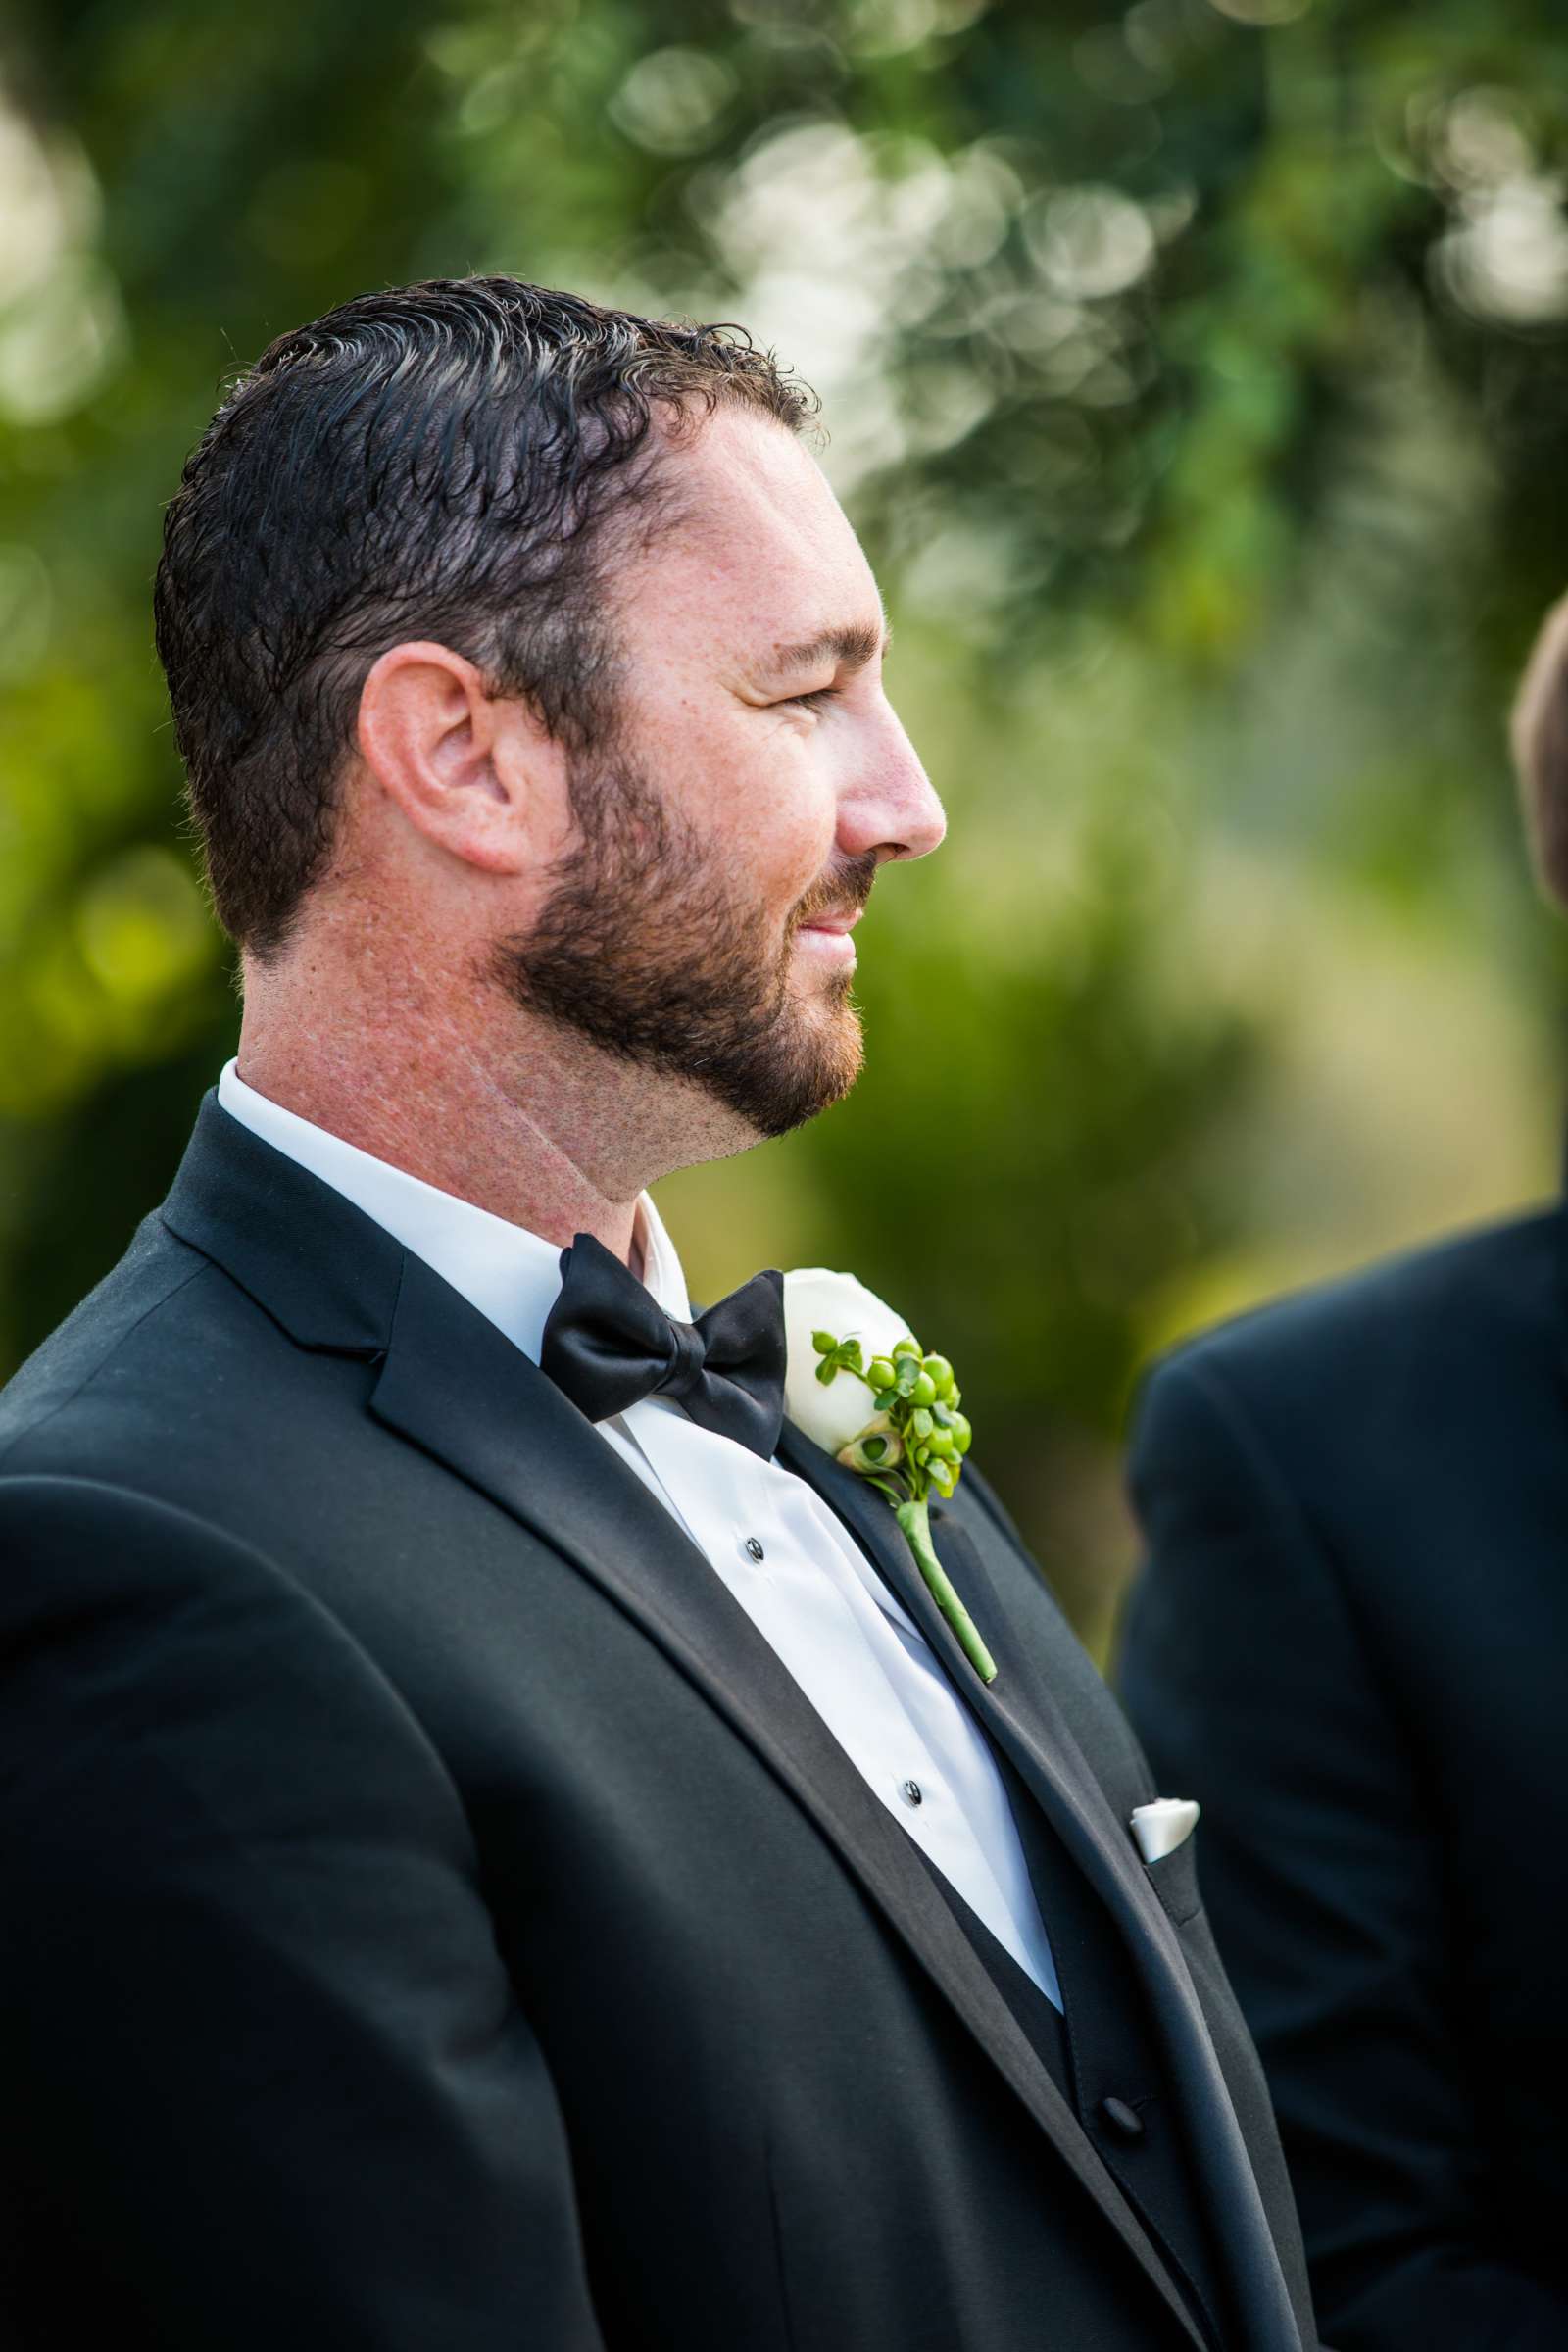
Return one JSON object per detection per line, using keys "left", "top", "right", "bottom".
{"left": 5, "top": 0, "right": 1568, "bottom": 1653}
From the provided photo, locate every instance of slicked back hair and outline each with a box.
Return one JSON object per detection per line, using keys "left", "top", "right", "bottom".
{"left": 1510, "top": 588, "right": 1568, "bottom": 912}
{"left": 154, "top": 276, "right": 815, "bottom": 957}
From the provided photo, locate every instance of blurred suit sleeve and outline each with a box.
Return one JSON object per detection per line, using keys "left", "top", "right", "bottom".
{"left": 1118, "top": 1350, "right": 1568, "bottom": 2352}
{"left": 0, "top": 1477, "right": 606, "bottom": 2351}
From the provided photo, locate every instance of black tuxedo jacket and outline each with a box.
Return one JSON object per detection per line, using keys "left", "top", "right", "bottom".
{"left": 0, "top": 1100, "right": 1317, "bottom": 2350}
{"left": 1120, "top": 1203, "right": 1568, "bottom": 2352}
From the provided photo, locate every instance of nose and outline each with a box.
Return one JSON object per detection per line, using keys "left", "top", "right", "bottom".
{"left": 837, "top": 702, "right": 947, "bottom": 866}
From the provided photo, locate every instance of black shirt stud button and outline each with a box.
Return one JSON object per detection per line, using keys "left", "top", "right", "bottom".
{"left": 1101, "top": 2097, "right": 1146, "bottom": 2141}
{"left": 900, "top": 1779, "right": 924, "bottom": 1808}
{"left": 744, "top": 1537, "right": 765, "bottom": 1562}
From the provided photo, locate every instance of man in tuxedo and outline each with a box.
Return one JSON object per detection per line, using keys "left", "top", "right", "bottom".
{"left": 0, "top": 277, "right": 1319, "bottom": 2350}
{"left": 1119, "top": 596, "right": 1568, "bottom": 2351}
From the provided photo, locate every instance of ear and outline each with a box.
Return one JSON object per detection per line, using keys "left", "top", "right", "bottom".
{"left": 356, "top": 641, "right": 563, "bottom": 876}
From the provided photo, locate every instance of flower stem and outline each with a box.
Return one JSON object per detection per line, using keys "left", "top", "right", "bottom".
{"left": 895, "top": 1497, "right": 998, "bottom": 1685}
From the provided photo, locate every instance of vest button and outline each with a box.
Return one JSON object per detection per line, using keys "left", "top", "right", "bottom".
{"left": 744, "top": 1536, "right": 766, "bottom": 1562}
{"left": 1100, "top": 2096, "right": 1146, "bottom": 2140}
{"left": 900, "top": 1779, "right": 924, "bottom": 1808}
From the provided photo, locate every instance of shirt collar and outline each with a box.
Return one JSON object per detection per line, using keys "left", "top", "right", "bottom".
{"left": 216, "top": 1058, "right": 692, "bottom": 1361}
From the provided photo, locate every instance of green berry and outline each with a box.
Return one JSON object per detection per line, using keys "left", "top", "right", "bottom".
{"left": 949, "top": 1412, "right": 972, "bottom": 1454}
{"left": 892, "top": 1336, "right": 922, "bottom": 1361}
{"left": 927, "top": 1428, "right": 957, "bottom": 1460}
{"left": 910, "top": 1371, "right": 938, "bottom": 1407}
{"left": 867, "top": 1356, "right": 897, "bottom": 1391}
{"left": 921, "top": 1353, "right": 955, "bottom": 1396}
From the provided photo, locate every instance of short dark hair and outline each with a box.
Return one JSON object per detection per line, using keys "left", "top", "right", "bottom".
{"left": 154, "top": 276, "right": 814, "bottom": 957}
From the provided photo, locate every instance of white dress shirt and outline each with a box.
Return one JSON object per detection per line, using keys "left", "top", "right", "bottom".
{"left": 217, "top": 1059, "right": 1062, "bottom": 2006}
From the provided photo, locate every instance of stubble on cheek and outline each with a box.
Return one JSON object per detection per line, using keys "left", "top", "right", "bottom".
{"left": 492, "top": 723, "right": 872, "bottom": 1134}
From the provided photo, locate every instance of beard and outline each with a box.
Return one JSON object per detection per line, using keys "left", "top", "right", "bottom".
{"left": 491, "top": 739, "right": 875, "bottom": 1139}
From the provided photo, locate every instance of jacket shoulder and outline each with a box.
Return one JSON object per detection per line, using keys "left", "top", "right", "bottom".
{"left": 1144, "top": 1202, "right": 1562, "bottom": 1434}
{"left": 0, "top": 1206, "right": 322, "bottom": 1502}
{"left": 0, "top": 1214, "right": 217, "bottom": 1461}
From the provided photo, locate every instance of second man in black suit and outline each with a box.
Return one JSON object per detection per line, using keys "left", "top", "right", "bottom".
{"left": 1120, "top": 591, "right": 1568, "bottom": 2351}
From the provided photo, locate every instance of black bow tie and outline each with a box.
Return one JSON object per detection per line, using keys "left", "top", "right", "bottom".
{"left": 539, "top": 1232, "right": 787, "bottom": 1460}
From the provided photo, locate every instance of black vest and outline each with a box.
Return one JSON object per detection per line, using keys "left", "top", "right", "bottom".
{"left": 909, "top": 1738, "right": 1234, "bottom": 2349}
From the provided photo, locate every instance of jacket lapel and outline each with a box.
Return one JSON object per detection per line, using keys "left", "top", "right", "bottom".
{"left": 368, "top": 1251, "right": 1207, "bottom": 2349}
{"left": 774, "top": 1425, "right": 1161, "bottom": 1909}
{"left": 775, "top": 1424, "right": 1304, "bottom": 2352}
{"left": 161, "top": 1101, "right": 1205, "bottom": 2343}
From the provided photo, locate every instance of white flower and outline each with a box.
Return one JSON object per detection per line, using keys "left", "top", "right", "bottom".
{"left": 781, "top": 1267, "right": 915, "bottom": 1453}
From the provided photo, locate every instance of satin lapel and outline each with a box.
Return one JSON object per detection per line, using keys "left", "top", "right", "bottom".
{"left": 369, "top": 1254, "right": 1204, "bottom": 2348}
{"left": 773, "top": 1428, "right": 1178, "bottom": 1947}
{"left": 775, "top": 1424, "right": 1303, "bottom": 2352}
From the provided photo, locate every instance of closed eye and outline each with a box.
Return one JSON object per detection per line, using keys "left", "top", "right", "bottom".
{"left": 781, "top": 684, "right": 843, "bottom": 711}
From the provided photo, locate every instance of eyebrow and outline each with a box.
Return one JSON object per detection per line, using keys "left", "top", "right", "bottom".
{"left": 755, "top": 616, "right": 893, "bottom": 685}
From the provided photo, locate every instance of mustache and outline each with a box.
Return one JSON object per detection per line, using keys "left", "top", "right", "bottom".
{"left": 789, "top": 852, "right": 880, "bottom": 933}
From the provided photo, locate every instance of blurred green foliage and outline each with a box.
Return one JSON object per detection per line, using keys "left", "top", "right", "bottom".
{"left": 4, "top": 0, "right": 1568, "bottom": 1642}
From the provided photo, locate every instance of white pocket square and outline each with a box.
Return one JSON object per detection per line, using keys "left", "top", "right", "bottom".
{"left": 1130, "top": 1797, "right": 1200, "bottom": 1865}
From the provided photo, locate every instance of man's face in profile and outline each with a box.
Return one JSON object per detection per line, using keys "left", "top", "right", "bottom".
{"left": 498, "top": 406, "right": 946, "bottom": 1141}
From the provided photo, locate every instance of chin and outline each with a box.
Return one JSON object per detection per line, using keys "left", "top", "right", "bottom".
{"left": 735, "top": 1001, "right": 863, "bottom": 1141}
{"left": 804, "top": 999, "right": 865, "bottom": 1105}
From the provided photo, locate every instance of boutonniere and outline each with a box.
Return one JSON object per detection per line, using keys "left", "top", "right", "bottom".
{"left": 781, "top": 1270, "right": 997, "bottom": 1685}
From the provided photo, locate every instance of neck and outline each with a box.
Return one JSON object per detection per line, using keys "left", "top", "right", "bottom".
{"left": 235, "top": 950, "right": 757, "bottom": 1265}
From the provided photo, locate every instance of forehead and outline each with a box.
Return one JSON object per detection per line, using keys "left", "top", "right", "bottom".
{"left": 630, "top": 405, "right": 881, "bottom": 665}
